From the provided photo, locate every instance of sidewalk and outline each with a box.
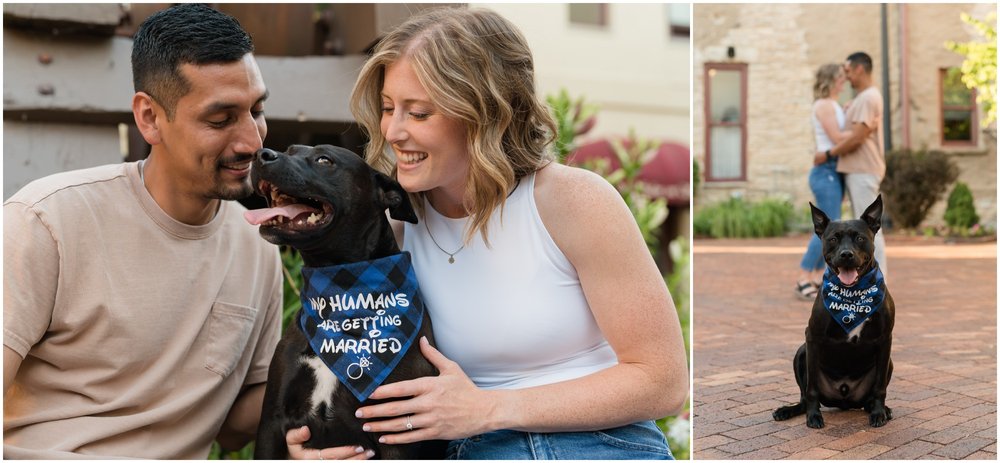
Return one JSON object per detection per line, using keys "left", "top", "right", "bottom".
{"left": 692, "top": 235, "right": 997, "bottom": 460}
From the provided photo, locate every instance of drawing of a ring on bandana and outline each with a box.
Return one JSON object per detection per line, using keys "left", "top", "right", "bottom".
{"left": 842, "top": 312, "right": 856, "bottom": 324}
{"left": 347, "top": 356, "right": 373, "bottom": 380}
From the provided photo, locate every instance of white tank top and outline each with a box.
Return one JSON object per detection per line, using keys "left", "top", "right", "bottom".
{"left": 403, "top": 172, "right": 618, "bottom": 390}
{"left": 813, "top": 99, "right": 846, "bottom": 152}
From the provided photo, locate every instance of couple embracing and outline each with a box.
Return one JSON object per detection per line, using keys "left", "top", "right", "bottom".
{"left": 795, "top": 52, "right": 890, "bottom": 299}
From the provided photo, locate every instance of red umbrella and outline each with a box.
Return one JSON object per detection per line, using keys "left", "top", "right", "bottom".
{"left": 567, "top": 139, "right": 690, "bottom": 206}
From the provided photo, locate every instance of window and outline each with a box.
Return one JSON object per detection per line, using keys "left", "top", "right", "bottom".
{"left": 569, "top": 4, "right": 607, "bottom": 27}
{"left": 704, "top": 63, "right": 747, "bottom": 181}
{"left": 940, "top": 67, "right": 978, "bottom": 145}
{"left": 666, "top": 4, "right": 690, "bottom": 38}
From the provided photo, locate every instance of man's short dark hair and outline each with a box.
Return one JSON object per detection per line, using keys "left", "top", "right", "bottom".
{"left": 846, "top": 52, "right": 873, "bottom": 74}
{"left": 131, "top": 4, "right": 253, "bottom": 119}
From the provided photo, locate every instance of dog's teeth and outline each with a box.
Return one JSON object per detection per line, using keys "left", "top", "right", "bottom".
{"left": 307, "top": 213, "right": 321, "bottom": 224}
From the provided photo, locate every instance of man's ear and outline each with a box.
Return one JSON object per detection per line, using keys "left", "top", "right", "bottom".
{"left": 810, "top": 202, "right": 830, "bottom": 238}
{"left": 132, "top": 92, "right": 163, "bottom": 146}
{"left": 374, "top": 171, "right": 418, "bottom": 224}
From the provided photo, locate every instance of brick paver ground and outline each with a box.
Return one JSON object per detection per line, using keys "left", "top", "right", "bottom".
{"left": 692, "top": 235, "right": 996, "bottom": 460}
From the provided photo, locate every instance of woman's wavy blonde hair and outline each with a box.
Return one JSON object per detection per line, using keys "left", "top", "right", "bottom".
{"left": 350, "top": 7, "right": 556, "bottom": 246}
{"left": 813, "top": 63, "right": 844, "bottom": 100}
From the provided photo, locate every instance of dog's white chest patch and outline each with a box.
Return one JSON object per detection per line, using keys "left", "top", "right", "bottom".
{"left": 304, "top": 356, "right": 339, "bottom": 413}
{"left": 846, "top": 319, "right": 869, "bottom": 342}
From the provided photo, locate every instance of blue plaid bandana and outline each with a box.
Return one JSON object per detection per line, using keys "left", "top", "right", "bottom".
{"left": 300, "top": 252, "right": 424, "bottom": 402}
{"left": 821, "top": 265, "right": 886, "bottom": 334}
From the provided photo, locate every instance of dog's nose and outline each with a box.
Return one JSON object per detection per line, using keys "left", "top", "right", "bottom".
{"left": 257, "top": 148, "right": 280, "bottom": 163}
{"left": 840, "top": 250, "right": 854, "bottom": 260}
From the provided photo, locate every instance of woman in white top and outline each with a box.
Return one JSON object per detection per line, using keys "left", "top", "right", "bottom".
{"left": 310, "top": 6, "right": 687, "bottom": 460}
{"left": 795, "top": 63, "right": 856, "bottom": 299}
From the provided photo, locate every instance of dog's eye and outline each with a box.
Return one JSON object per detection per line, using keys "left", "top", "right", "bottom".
{"left": 316, "top": 156, "right": 333, "bottom": 165}
{"left": 856, "top": 235, "right": 865, "bottom": 242}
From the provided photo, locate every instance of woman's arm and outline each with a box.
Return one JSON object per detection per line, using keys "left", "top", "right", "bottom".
{"left": 358, "top": 163, "right": 688, "bottom": 441}
{"left": 815, "top": 99, "right": 853, "bottom": 145}
{"left": 503, "top": 163, "right": 689, "bottom": 430}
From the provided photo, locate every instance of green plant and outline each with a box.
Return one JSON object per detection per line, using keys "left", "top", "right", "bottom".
{"left": 946, "top": 12, "right": 997, "bottom": 126}
{"left": 208, "top": 441, "right": 254, "bottom": 460}
{"left": 545, "top": 88, "right": 598, "bottom": 163}
{"left": 692, "top": 158, "right": 701, "bottom": 199}
{"left": 657, "top": 237, "right": 690, "bottom": 460}
{"left": 280, "top": 247, "right": 306, "bottom": 331}
{"left": 666, "top": 237, "right": 690, "bottom": 355}
{"left": 880, "top": 148, "right": 959, "bottom": 229}
{"left": 944, "top": 182, "right": 980, "bottom": 230}
{"left": 694, "top": 197, "right": 794, "bottom": 238}
{"left": 657, "top": 409, "right": 690, "bottom": 460}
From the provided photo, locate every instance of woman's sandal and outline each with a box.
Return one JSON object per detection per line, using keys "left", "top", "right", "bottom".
{"left": 795, "top": 281, "right": 818, "bottom": 300}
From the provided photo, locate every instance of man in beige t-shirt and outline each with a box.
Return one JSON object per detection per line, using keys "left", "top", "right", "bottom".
{"left": 815, "top": 51, "right": 888, "bottom": 277}
{"left": 4, "top": 5, "right": 283, "bottom": 459}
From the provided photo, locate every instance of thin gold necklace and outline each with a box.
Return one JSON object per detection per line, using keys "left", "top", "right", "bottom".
{"left": 424, "top": 219, "right": 463, "bottom": 264}
{"left": 423, "top": 178, "right": 521, "bottom": 264}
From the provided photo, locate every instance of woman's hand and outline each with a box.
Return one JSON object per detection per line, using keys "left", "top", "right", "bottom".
{"left": 285, "top": 425, "right": 375, "bottom": 460}
{"left": 354, "top": 337, "right": 504, "bottom": 444}
{"left": 814, "top": 151, "right": 828, "bottom": 166}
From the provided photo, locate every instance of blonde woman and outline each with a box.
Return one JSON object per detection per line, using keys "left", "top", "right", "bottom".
{"left": 795, "top": 63, "right": 855, "bottom": 299}
{"left": 286, "top": 6, "right": 688, "bottom": 460}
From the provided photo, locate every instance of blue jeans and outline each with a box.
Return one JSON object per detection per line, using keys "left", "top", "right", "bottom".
{"left": 446, "top": 420, "right": 674, "bottom": 460}
{"left": 800, "top": 159, "right": 844, "bottom": 271}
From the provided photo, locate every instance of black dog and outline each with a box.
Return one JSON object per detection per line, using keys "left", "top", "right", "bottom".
{"left": 773, "top": 195, "right": 894, "bottom": 428}
{"left": 246, "top": 145, "right": 445, "bottom": 459}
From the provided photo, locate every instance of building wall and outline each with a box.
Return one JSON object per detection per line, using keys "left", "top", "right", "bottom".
{"left": 4, "top": 122, "right": 124, "bottom": 198}
{"left": 693, "top": 3, "right": 996, "bottom": 228}
{"left": 479, "top": 3, "right": 691, "bottom": 145}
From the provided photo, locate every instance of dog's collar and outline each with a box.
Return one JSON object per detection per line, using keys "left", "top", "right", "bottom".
{"left": 299, "top": 252, "right": 425, "bottom": 402}
{"left": 821, "top": 265, "right": 886, "bottom": 334}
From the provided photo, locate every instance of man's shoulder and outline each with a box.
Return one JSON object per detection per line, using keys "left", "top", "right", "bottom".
{"left": 5, "top": 164, "right": 129, "bottom": 209}
{"left": 861, "top": 87, "right": 883, "bottom": 104}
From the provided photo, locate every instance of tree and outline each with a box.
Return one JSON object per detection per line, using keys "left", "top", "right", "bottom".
{"left": 946, "top": 12, "right": 997, "bottom": 127}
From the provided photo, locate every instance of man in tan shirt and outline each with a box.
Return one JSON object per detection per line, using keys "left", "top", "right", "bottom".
{"left": 815, "top": 51, "right": 888, "bottom": 277}
{"left": 3, "top": 5, "right": 362, "bottom": 459}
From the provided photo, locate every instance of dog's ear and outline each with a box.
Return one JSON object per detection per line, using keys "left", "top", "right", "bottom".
{"left": 810, "top": 202, "right": 830, "bottom": 237}
{"left": 861, "top": 194, "right": 883, "bottom": 235}
{"left": 374, "top": 171, "right": 418, "bottom": 224}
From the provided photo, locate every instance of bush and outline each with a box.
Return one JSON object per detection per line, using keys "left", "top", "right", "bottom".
{"left": 944, "top": 182, "right": 980, "bottom": 229}
{"left": 880, "top": 148, "right": 958, "bottom": 229}
{"left": 694, "top": 197, "right": 794, "bottom": 238}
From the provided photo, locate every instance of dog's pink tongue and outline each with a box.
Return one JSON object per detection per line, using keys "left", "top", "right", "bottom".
{"left": 243, "top": 204, "right": 317, "bottom": 225}
{"left": 837, "top": 268, "right": 859, "bottom": 286}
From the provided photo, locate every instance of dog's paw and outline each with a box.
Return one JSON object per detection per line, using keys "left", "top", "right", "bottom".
{"left": 772, "top": 404, "right": 802, "bottom": 421}
{"left": 869, "top": 407, "right": 891, "bottom": 427}
{"left": 806, "top": 413, "right": 825, "bottom": 429}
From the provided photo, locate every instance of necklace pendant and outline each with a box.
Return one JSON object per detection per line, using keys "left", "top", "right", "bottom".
{"left": 448, "top": 256, "right": 455, "bottom": 264}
